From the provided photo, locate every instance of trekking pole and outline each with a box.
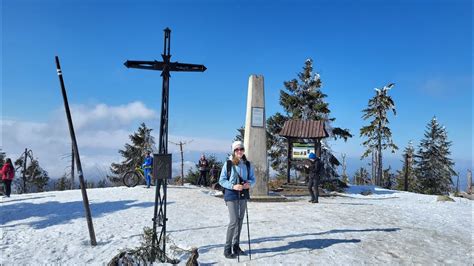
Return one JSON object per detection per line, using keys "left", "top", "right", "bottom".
{"left": 245, "top": 198, "right": 251, "bottom": 260}
{"left": 237, "top": 190, "right": 241, "bottom": 263}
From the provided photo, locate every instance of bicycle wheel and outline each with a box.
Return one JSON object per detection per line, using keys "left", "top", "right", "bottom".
{"left": 123, "top": 171, "right": 140, "bottom": 187}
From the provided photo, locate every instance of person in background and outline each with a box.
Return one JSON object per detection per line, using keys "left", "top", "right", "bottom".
{"left": 197, "top": 154, "right": 209, "bottom": 186}
{"left": 142, "top": 151, "right": 153, "bottom": 188}
{"left": 1, "top": 158, "right": 15, "bottom": 197}
{"left": 219, "top": 141, "right": 255, "bottom": 259}
{"left": 209, "top": 164, "right": 220, "bottom": 189}
{"left": 306, "top": 152, "right": 323, "bottom": 203}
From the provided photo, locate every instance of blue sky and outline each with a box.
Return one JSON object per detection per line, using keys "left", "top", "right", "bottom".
{"left": 1, "top": 0, "right": 472, "bottom": 183}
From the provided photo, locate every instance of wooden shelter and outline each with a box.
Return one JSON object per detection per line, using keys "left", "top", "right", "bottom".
{"left": 279, "top": 119, "right": 329, "bottom": 183}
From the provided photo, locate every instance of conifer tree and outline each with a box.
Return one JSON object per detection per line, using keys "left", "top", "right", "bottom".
{"left": 382, "top": 166, "right": 395, "bottom": 189}
{"left": 55, "top": 173, "right": 73, "bottom": 191}
{"left": 266, "top": 113, "right": 289, "bottom": 176}
{"left": 267, "top": 59, "right": 351, "bottom": 177}
{"left": 110, "top": 122, "right": 156, "bottom": 176}
{"left": 14, "top": 157, "right": 49, "bottom": 193}
{"left": 414, "top": 117, "right": 456, "bottom": 195}
{"left": 341, "top": 154, "right": 349, "bottom": 184}
{"left": 360, "top": 83, "right": 398, "bottom": 186}
{"left": 395, "top": 141, "right": 416, "bottom": 191}
{"left": 96, "top": 179, "right": 108, "bottom": 188}
{"left": 234, "top": 127, "right": 245, "bottom": 142}
{"left": 0, "top": 149, "right": 6, "bottom": 167}
{"left": 353, "top": 167, "right": 370, "bottom": 185}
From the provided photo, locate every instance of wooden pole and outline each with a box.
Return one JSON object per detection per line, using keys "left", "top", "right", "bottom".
{"left": 287, "top": 138, "right": 292, "bottom": 183}
{"left": 169, "top": 140, "right": 192, "bottom": 186}
{"left": 71, "top": 144, "right": 75, "bottom": 189}
{"left": 314, "top": 138, "right": 321, "bottom": 203}
{"left": 56, "top": 56, "right": 97, "bottom": 246}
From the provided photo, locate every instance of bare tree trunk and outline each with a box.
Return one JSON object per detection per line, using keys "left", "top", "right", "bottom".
{"left": 468, "top": 169, "right": 472, "bottom": 194}
{"left": 455, "top": 174, "right": 459, "bottom": 194}
{"left": 342, "top": 154, "right": 347, "bottom": 184}
{"left": 372, "top": 149, "right": 376, "bottom": 185}
{"left": 377, "top": 113, "right": 383, "bottom": 187}
{"left": 22, "top": 148, "right": 28, "bottom": 194}
{"left": 179, "top": 142, "right": 184, "bottom": 186}
{"left": 404, "top": 153, "right": 409, "bottom": 191}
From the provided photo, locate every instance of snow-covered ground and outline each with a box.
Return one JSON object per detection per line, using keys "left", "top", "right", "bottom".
{"left": 1, "top": 184, "right": 472, "bottom": 265}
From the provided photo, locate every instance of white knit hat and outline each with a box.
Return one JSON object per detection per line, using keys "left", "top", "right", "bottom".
{"left": 232, "top": 141, "right": 244, "bottom": 151}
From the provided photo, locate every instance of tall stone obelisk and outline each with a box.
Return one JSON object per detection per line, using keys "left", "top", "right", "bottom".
{"left": 244, "top": 75, "right": 269, "bottom": 197}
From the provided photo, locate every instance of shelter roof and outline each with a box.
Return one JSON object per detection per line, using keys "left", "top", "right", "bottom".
{"left": 279, "top": 120, "right": 328, "bottom": 139}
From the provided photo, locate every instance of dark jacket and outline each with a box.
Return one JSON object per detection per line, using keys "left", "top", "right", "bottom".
{"left": 308, "top": 159, "right": 324, "bottom": 180}
{"left": 198, "top": 159, "right": 209, "bottom": 171}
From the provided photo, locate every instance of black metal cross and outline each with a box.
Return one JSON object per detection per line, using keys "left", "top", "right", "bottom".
{"left": 124, "top": 27, "right": 206, "bottom": 262}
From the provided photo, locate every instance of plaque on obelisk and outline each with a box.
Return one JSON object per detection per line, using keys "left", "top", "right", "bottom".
{"left": 244, "top": 75, "right": 269, "bottom": 197}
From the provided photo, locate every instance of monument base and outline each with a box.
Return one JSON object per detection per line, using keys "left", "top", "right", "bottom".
{"left": 249, "top": 193, "right": 288, "bottom": 202}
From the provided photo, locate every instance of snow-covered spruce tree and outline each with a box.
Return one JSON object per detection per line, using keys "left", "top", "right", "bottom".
{"left": 341, "top": 154, "right": 349, "bottom": 184}
{"left": 395, "top": 141, "right": 416, "bottom": 191}
{"left": 360, "top": 83, "right": 398, "bottom": 186}
{"left": 110, "top": 123, "right": 156, "bottom": 179}
{"left": 414, "top": 117, "right": 456, "bottom": 195}
{"left": 267, "top": 59, "right": 352, "bottom": 178}
{"left": 14, "top": 157, "right": 49, "bottom": 193}
{"left": 266, "top": 113, "right": 289, "bottom": 177}
{"left": 55, "top": 173, "right": 73, "bottom": 191}
{"left": 382, "top": 166, "right": 396, "bottom": 189}
{"left": 234, "top": 126, "right": 245, "bottom": 142}
{"left": 353, "top": 167, "right": 370, "bottom": 185}
{"left": 96, "top": 179, "right": 108, "bottom": 188}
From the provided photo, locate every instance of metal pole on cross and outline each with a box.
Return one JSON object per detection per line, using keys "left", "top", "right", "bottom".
{"left": 124, "top": 28, "right": 206, "bottom": 262}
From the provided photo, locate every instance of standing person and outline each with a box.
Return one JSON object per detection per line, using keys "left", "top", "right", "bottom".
{"left": 209, "top": 164, "right": 220, "bottom": 189}
{"left": 142, "top": 151, "right": 153, "bottom": 188}
{"left": 306, "top": 152, "right": 323, "bottom": 203}
{"left": 197, "top": 154, "right": 209, "bottom": 186}
{"left": 219, "top": 141, "right": 255, "bottom": 259}
{"left": 1, "top": 158, "right": 15, "bottom": 197}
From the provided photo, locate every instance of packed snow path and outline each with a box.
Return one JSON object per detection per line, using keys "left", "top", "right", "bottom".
{"left": 1, "top": 185, "right": 472, "bottom": 265}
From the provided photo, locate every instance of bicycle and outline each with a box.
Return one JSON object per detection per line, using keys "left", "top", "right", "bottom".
{"left": 123, "top": 166, "right": 153, "bottom": 187}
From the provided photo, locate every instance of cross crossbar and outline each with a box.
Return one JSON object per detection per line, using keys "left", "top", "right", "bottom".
{"left": 124, "top": 60, "right": 207, "bottom": 72}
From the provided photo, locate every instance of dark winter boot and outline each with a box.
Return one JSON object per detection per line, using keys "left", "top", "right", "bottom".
{"left": 224, "top": 246, "right": 236, "bottom": 259}
{"left": 233, "top": 244, "right": 246, "bottom": 255}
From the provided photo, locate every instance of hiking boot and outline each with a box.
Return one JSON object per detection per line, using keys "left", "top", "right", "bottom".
{"left": 233, "top": 244, "right": 246, "bottom": 255}
{"left": 224, "top": 247, "right": 236, "bottom": 259}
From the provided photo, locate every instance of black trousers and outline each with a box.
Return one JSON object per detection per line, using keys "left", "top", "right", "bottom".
{"left": 308, "top": 178, "right": 319, "bottom": 200}
{"left": 198, "top": 171, "right": 207, "bottom": 186}
{"left": 3, "top": 180, "right": 12, "bottom": 197}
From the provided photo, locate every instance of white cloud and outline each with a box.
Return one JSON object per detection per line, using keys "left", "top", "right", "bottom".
{"left": 51, "top": 101, "right": 158, "bottom": 130}
{"left": 1, "top": 101, "right": 228, "bottom": 181}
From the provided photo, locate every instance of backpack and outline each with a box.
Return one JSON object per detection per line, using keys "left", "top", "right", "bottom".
{"left": 222, "top": 159, "right": 250, "bottom": 192}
